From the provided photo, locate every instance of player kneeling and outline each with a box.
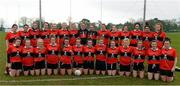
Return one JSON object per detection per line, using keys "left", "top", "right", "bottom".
{"left": 95, "top": 39, "right": 107, "bottom": 75}
{"left": 160, "top": 38, "right": 177, "bottom": 82}
{"left": 107, "top": 41, "right": 119, "bottom": 76}
{"left": 60, "top": 38, "right": 73, "bottom": 75}
{"left": 132, "top": 40, "right": 146, "bottom": 78}
{"left": 83, "top": 39, "right": 96, "bottom": 75}
{"left": 147, "top": 40, "right": 161, "bottom": 80}
{"left": 8, "top": 38, "right": 22, "bottom": 77}
{"left": 72, "top": 38, "right": 84, "bottom": 74}
{"left": 21, "top": 39, "right": 34, "bottom": 76}
{"left": 34, "top": 38, "right": 46, "bottom": 76}
{"left": 119, "top": 38, "right": 133, "bottom": 77}
{"left": 46, "top": 36, "right": 59, "bottom": 75}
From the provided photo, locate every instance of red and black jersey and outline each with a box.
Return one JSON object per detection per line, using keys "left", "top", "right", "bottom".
{"left": 87, "top": 31, "right": 97, "bottom": 40}
{"left": 40, "top": 30, "right": 50, "bottom": 46}
{"left": 7, "top": 44, "right": 22, "bottom": 63}
{"left": 153, "top": 32, "right": 166, "bottom": 49}
{"left": 83, "top": 46, "right": 95, "bottom": 61}
{"left": 142, "top": 31, "right": 154, "bottom": 49}
{"left": 130, "top": 29, "right": 142, "bottom": 46}
{"left": 69, "top": 29, "right": 79, "bottom": 45}
{"left": 107, "top": 47, "right": 119, "bottom": 64}
{"left": 49, "top": 29, "right": 59, "bottom": 38}
{"left": 78, "top": 29, "right": 88, "bottom": 39}
{"left": 97, "top": 30, "right": 109, "bottom": 45}
{"left": 19, "top": 30, "right": 30, "bottom": 40}
{"left": 34, "top": 47, "right": 46, "bottom": 62}
{"left": 72, "top": 45, "right": 84, "bottom": 64}
{"left": 60, "top": 45, "right": 72, "bottom": 64}
{"left": 59, "top": 29, "right": 69, "bottom": 45}
{"left": 119, "top": 31, "right": 130, "bottom": 45}
{"left": 46, "top": 44, "right": 59, "bottom": 64}
{"left": 21, "top": 46, "right": 34, "bottom": 66}
{"left": 19, "top": 30, "right": 30, "bottom": 46}
{"left": 146, "top": 48, "right": 161, "bottom": 64}
{"left": 132, "top": 47, "right": 146, "bottom": 63}
{"left": 29, "top": 29, "right": 40, "bottom": 47}
{"left": 5, "top": 31, "right": 20, "bottom": 45}
{"left": 160, "top": 47, "right": 177, "bottom": 71}
{"left": 119, "top": 46, "right": 133, "bottom": 65}
{"left": 108, "top": 31, "right": 120, "bottom": 45}
{"left": 95, "top": 44, "right": 107, "bottom": 61}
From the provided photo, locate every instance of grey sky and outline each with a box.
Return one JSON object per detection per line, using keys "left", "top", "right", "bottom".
{"left": 0, "top": 0, "right": 180, "bottom": 27}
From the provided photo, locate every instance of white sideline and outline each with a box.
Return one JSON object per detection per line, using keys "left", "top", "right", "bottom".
{"left": 0, "top": 76, "right": 121, "bottom": 83}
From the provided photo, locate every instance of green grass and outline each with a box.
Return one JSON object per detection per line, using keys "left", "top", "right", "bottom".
{"left": 0, "top": 32, "right": 180, "bottom": 85}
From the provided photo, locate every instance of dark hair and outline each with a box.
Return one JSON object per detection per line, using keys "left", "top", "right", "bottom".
{"left": 12, "top": 24, "right": 18, "bottom": 28}
{"left": 164, "top": 37, "right": 171, "bottom": 43}
{"left": 122, "top": 24, "right": 128, "bottom": 31}
{"left": 23, "top": 24, "right": 29, "bottom": 28}
{"left": 134, "top": 23, "right": 141, "bottom": 28}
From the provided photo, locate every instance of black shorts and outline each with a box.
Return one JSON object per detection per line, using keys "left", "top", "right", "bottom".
{"left": 23, "top": 65, "right": 34, "bottom": 71}
{"left": 11, "top": 62, "right": 22, "bottom": 70}
{"left": 34, "top": 61, "right": 45, "bottom": 69}
{"left": 148, "top": 64, "right": 159, "bottom": 73}
{"left": 107, "top": 63, "right": 117, "bottom": 70}
{"left": 47, "top": 63, "right": 58, "bottom": 69}
{"left": 96, "top": 60, "right": 106, "bottom": 71}
{"left": 133, "top": 62, "right": 144, "bottom": 71}
{"left": 73, "top": 62, "right": 83, "bottom": 68}
{"left": 83, "top": 61, "right": 94, "bottom": 69}
{"left": 160, "top": 69, "right": 173, "bottom": 77}
{"left": 60, "top": 62, "right": 71, "bottom": 69}
{"left": 120, "top": 64, "right": 131, "bottom": 72}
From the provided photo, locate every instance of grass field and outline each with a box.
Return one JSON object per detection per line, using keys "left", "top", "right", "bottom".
{"left": 0, "top": 32, "right": 180, "bottom": 85}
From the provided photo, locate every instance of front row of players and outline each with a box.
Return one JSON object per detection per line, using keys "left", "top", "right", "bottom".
{"left": 7, "top": 37, "right": 177, "bottom": 82}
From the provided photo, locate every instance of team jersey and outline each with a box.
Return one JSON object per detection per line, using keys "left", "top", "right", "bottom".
{"left": 87, "top": 30, "right": 97, "bottom": 40}
{"left": 107, "top": 47, "right": 119, "bottom": 64}
{"left": 146, "top": 48, "right": 161, "bottom": 64}
{"left": 59, "top": 29, "right": 69, "bottom": 46}
{"left": 33, "top": 47, "right": 46, "bottom": 62}
{"left": 132, "top": 47, "right": 146, "bottom": 63}
{"left": 108, "top": 31, "right": 120, "bottom": 45}
{"left": 119, "top": 31, "right": 130, "bottom": 45}
{"left": 130, "top": 29, "right": 142, "bottom": 46}
{"left": 5, "top": 31, "right": 20, "bottom": 45}
{"left": 40, "top": 29, "right": 50, "bottom": 46}
{"left": 60, "top": 45, "right": 72, "bottom": 64}
{"left": 49, "top": 29, "right": 59, "bottom": 37}
{"left": 119, "top": 46, "right": 133, "bottom": 65}
{"left": 69, "top": 29, "right": 79, "bottom": 45}
{"left": 153, "top": 31, "right": 166, "bottom": 49}
{"left": 142, "top": 31, "right": 154, "bottom": 49}
{"left": 18, "top": 30, "right": 30, "bottom": 46}
{"left": 72, "top": 45, "right": 84, "bottom": 64}
{"left": 97, "top": 30, "right": 109, "bottom": 45}
{"left": 29, "top": 28, "right": 40, "bottom": 47}
{"left": 21, "top": 46, "right": 34, "bottom": 66}
{"left": 7, "top": 44, "right": 22, "bottom": 63}
{"left": 78, "top": 29, "right": 88, "bottom": 39}
{"left": 46, "top": 44, "right": 59, "bottom": 64}
{"left": 160, "top": 47, "right": 177, "bottom": 70}
{"left": 95, "top": 44, "right": 107, "bottom": 61}
{"left": 83, "top": 46, "right": 96, "bottom": 61}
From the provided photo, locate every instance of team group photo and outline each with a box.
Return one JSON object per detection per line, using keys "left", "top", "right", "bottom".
{"left": 0, "top": 0, "right": 180, "bottom": 85}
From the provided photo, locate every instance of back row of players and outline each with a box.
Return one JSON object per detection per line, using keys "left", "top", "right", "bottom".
{"left": 5, "top": 22, "right": 177, "bottom": 82}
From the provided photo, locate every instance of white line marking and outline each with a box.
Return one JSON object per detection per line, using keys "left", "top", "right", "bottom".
{"left": 0, "top": 76, "right": 121, "bottom": 83}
